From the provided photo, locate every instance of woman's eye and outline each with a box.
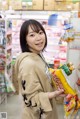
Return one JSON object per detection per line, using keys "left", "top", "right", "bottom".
{"left": 39, "top": 31, "right": 43, "bottom": 34}
{"left": 30, "top": 34, "right": 35, "bottom": 37}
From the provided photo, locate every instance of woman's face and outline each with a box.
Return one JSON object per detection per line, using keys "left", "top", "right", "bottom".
{"left": 26, "top": 25, "right": 46, "bottom": 54}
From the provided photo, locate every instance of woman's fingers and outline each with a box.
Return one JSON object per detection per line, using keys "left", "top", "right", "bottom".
{"left": 54, "top": 89, "right": 64, "bottom": 97}
{"left": 48, "top": 89, "right": 64, "bottom": 99}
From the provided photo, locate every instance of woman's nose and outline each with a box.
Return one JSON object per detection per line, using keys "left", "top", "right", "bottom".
{"left": 36, "top": 34, "right": 41, "bottom": 40}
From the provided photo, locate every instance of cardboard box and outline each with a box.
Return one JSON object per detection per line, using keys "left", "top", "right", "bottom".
{"left": 22, "top": 2, "right": 32, "bottom": 10}
{"left": 22, "top": 0, "right": 32, "bottom": 10}
{"left": 44, "top": 0, "right": 55, "bottom": 10}
{"left": 65, "top": 2, "right": 80, "bottom": 11}
{"left": 9, "top": 0, "right": 22, "bottom": 10}
{"left": 32, "top": 0, "right": 43, "bottom": 10}
{"left": 9, "top": 0, "right": 15, "bottom": 10}
{"left": 55, "top": 0, "right": 65, "bottom": 1}
{"left": 66, "top": 0, "right": 72, "bottom": 1}
{"left": 14, "top": 0, "right": 22, "bottom": 10}
{"left": 1, "top": 0, "right": 9, "bottom": 10}
{"left": 54, "top": 2, "right": 67, "bottom": 11}
{"left": 65, "top": 2, "right": 73, "bottom": 11}
{"left": 72, "top": 2, "right": 80, "bottom": 10}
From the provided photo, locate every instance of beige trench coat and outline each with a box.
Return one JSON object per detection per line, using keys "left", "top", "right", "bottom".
{"left": 14, "top": 53, "right": 58, "bottom": 119}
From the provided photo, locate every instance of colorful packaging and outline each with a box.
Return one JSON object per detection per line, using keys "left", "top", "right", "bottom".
{"left": 64, "top": 94, "right": 80, "bottom": 117}
{"left": 59, "top": 62, "right": 75, "bottom": 76}
{"left": 49, "top": 62, "right": 80, "bottom": 118}
{"left": 49, "top": 68, "right": 76, "bottom": 95}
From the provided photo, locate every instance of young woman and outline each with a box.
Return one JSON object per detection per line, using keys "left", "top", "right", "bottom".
{"left": 14, "top": 19, "right": 64, "bottom": 119}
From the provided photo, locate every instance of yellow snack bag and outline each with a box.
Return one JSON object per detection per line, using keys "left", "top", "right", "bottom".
{"left": 49, "top": 68, "right": 76, "bottom": 95}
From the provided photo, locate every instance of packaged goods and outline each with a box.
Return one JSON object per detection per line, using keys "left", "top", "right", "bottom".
{"left": 59, "top": 62, "right": 75, "bottom": 76}
{"left": 49, "top": 63, "right": 80, "bottom": 117}
{"left": 49, "top": 62, "right": 80, "bottom": 117}
{"left": 64, "top": 94, "right": 80, "bottom": 117}
{"left": 50, "top": 69, "right": 76, "bottom": 95}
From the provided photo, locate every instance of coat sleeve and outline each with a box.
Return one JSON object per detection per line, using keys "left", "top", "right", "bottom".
{"left": 21, "top": 65, "right": 53, "bottom": 112}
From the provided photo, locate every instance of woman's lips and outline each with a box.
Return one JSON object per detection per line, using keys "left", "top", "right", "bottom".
{"left": 35, "top": 42, "right": 43, "bottom": 46}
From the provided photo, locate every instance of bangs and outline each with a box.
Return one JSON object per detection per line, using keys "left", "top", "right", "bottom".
{"left": 29, "top": 24, "right": 41, "bottom": 33}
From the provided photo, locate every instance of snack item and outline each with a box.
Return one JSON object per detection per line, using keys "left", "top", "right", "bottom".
{"left": 49, "top": 63, "right": 80, "bottom": 118}
{"left": 61, "top": 27, "right": 75, "bottom": 43}
{"left": 64, "top": 94, "right": 80, "bottom": 117}
{"left": 49, "top": 68, "right": 76, "bottom": 95}
{"left": 59, "top": 62, "right": 75, "bottom": 76}
{"left": 64, "top": 96, "right": 76, "bottom": 116}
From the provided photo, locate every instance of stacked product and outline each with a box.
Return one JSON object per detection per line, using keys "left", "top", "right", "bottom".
{"left": 49, "top": 62, "right": 80, "bottom": 118}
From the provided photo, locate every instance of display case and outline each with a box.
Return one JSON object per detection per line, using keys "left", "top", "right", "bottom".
{"left": 43, "top": 25, "right": 67, "bottom": 66}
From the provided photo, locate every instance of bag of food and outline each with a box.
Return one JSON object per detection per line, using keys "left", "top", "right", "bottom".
{"left": 49, "top": 63, "right": 76, "bottom": 95}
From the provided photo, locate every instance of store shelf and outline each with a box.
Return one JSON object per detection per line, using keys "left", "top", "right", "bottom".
{"left": 0, "top": 19, "right": 12, "bottom": 104}
{"left": 69, "top": 48, "right": 80, "bottom": 50}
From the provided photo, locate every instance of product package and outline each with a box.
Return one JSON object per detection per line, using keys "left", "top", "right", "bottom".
{"left": 64, "top": 94, "right": 80, "bottom": 117}
{"left": 49, "top": 63, "right": 76, "bottom": 95}
{"left": 49, "top": 62, "right": 80, "bottom": 117}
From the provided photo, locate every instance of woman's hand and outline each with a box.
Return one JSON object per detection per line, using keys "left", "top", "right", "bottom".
{"left": 48, "top": 89, "right": 64, "bottom": 99}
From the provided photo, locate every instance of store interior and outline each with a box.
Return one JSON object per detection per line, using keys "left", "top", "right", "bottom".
{"left": 0, "top": 0, "right": 80, "bottom": 119}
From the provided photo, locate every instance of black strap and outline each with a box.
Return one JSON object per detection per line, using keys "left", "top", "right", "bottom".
{"left": 39, "top": 53, "right": 53, "bottom": 85}
{"left": 39, "top": 52, "right": 51, "bottom": 69}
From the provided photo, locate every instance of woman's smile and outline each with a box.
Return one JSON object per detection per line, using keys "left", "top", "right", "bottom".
{"left": 26, "top": 26, "right": 46, "bottom": 53}
{"left": 35, "top": 42, "right": 43, "bottom": 47}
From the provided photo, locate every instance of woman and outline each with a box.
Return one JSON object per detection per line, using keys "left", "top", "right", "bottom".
{"left": 14, "top": 19, "right": 64, "bottom": 119}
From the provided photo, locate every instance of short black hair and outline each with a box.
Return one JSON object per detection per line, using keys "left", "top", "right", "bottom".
{"left": 20, "top": 19, "right": 47, "bottom": 52}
